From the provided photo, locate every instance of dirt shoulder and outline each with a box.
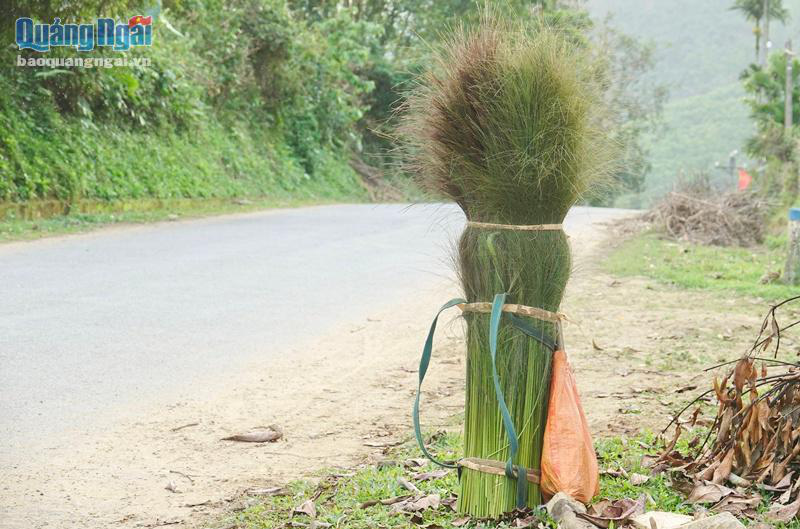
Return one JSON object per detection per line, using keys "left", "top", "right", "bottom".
{"left": 1, "top": 220, "right": 768, "bottom": 529}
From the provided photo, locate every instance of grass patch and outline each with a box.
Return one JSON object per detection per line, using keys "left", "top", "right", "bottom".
{"left": 220, "top": 429, "right": 800, "bottom": 528}
{"left": 604, "top": 231, "right": 795, "bottom": 301}
{"left": 595, "top": 433, "right": 690, "bottom": 514}
{"left": 598, "top": 433, "right": 800, "bottom": 528}
{"left": 221, "top": 431, "right": 479, "bottom": 529}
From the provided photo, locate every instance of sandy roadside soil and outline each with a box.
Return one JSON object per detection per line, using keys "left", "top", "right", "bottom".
{"left": 1, "top": 220, "right": 774, "bottom": 529}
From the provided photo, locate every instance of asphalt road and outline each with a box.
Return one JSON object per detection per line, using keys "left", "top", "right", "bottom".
{"left": 0, "top": 204, "right": 629, "bottom": 459}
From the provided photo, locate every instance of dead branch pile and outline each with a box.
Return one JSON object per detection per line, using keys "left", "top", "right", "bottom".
{"left": 659, "top": 296, "right": 800, "bottom": 522}
{"left": 644, "top": 191, "right": 769, "bottom": 247}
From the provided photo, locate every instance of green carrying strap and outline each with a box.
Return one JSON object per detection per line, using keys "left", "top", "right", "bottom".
{"left": 413, "top": 294, "right": 558, "bottom": 508}
{"left": 412, "top": 297, "right": 466, "bottom": 469}
{"left": 489, "top": 293, "right": 528, "bottom": 509}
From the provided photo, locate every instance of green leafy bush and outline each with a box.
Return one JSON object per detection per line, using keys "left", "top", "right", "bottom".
{"left": 0, "top": 0, "right": 374, "bottom": 204}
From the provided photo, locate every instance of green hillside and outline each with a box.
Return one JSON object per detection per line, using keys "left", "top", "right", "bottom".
{"left": 586, "top": 0, "right": 800, "bottom": 203}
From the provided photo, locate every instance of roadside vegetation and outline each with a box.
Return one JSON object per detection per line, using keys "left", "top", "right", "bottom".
{"left": 217, "top": 434, "right": 616, "bottom": 529}
{"left": 605, "top": 231, "right": 795, "bottom": 301}
{"left": 220, "top": 431, "right": 800, "bottom": 528}
{"left": 2, "top": 0, "right": 377, "bottom": 211}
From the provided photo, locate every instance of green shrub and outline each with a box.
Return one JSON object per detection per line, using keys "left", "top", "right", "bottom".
{"left": 0, "top": 0, "right": 375, "bottom": 204}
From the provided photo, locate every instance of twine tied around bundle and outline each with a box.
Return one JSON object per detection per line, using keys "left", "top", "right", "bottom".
{"left": 466, "top": 221, "right": 563, "bottom": 231}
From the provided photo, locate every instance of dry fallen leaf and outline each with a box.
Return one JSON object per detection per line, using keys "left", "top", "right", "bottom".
{"left": 630, "top": 473, "right": 650, "bottom": 486}
{"left": 183, "top": 500, "right": 211, "bottom": 507}
{"left": 726, "top": 473, "right": 751, "bottom": 488}
{"left": 641, "top": 455, "right": 659, "bottom": 469}
{"left": 292, "top": 499, "right": 317, "bottom": 518}
{"left": 712, "top": 492, "right": 761, "bottom": 518}
{"left": 601, "top": 467, "right": 629, "bottom": 478}
{"left": 511, "top": 514, "right": 538, "bottom": 527}
{"left": 403, "top": 458, "right": 428, "bottom": 468}
{"left": 246, "top": 486, "right": 286, "bottom": 496}
{"left": 733, "top": 358, "right": 755, "bottom": 392}
{"left": 767, "top": 493, "right": 800, "bottom": 523}
{"left": 690, "top": 407, "right": 701, "bottom": 427}
{"left": 410, "top": 494, "right": 440, "bottom": 511}
{"left": 578, "top": 495, "right": 645, "bottom": 528}
{"left": 376, "top": 460, "right": 399, "bottom": 470}
{"left": 658, "top": 424, "right": 682, "bottom": 461}
{"left": 397, "top": 477, "right": 421, "bottom": 494}
{"left": 764, "top": 471, "right": 795, "bottom": 491}
{"left": 412, "top": 469, "right": 450, "bottom": 482}
{"left": 712, "top": 449, "right": 734, "bottom": 484}
{"left": 363, "top": 439, "right": 403, "bottom": 448}
{"left": 687, "top": 482, "right": 735, "bottom": 504}
{"left": 441, "top": 495, "right": 457, "bottom": 511}
{"left": 391, "top": 493, "right": 441, "bottom": 513}
{"left": 222, "top": 425, "right": 282, "bottom": 443}
{"left": 359, "top": 494, "right": 412, "bottom": 509}
{"left": 779, "top": 486, "right": 794, "bottom": 505}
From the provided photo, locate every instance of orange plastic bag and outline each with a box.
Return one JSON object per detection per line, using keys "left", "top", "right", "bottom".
{"left": 540, "top": 349, "right": 599, "bottom": 504}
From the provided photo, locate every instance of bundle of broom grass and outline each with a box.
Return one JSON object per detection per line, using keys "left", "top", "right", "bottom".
{"left": 400, "top": 14, "right": 615, "bottom": 517}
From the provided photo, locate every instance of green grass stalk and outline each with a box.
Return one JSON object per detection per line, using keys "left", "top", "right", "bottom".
{"left": 459, "top": 229, "right": 568, "bottom": 515}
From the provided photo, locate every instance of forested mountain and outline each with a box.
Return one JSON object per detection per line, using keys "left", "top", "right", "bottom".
{"left": 587, "top": 0, "right": 800, "bottom": 201}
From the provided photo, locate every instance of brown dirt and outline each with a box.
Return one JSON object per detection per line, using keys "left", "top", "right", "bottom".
{"left": 1, "top": 221, "right": 770, "bottom": 529}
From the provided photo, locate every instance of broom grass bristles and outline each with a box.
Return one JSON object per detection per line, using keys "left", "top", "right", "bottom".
{"left": 400, "top": 12, "right": 615, "bottom": 518}
{"left": 400, "top": 16, "right": 616, "bottom": 222}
